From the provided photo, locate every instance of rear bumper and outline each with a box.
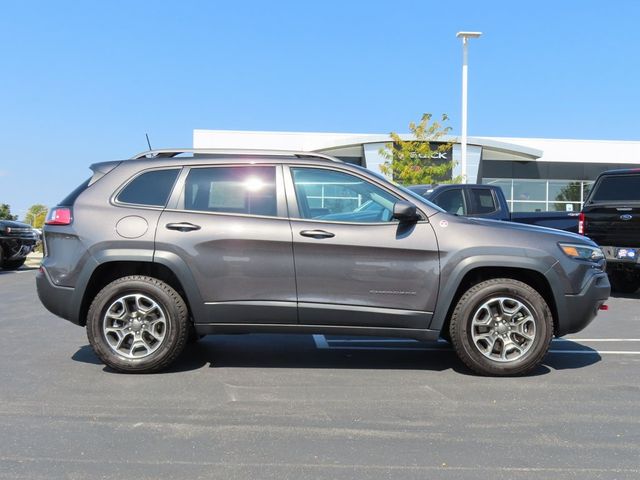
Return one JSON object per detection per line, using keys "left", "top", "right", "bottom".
{"left": 558, "top": 272, "right": 610, "bottom": 336}
{"left": 36, "top": 267, "right": 80, "bottom": 325}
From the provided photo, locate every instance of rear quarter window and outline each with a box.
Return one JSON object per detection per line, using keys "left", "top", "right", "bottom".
{"left": 116, "top": 169, "right": 180, "bottom": 207}
{"left": 591, "top": 175, "right": 640, "bottom": 202}
{"left": 469, "top": 188, "right": 498, "bottom": 214}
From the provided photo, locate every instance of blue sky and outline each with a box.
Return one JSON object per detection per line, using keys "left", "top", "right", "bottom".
{"left": 1, "top": 0, "right": 639, "bottom": 218}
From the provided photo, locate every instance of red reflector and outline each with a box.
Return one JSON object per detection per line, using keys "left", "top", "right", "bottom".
{"left": 45, "top": 207, "right": 72, "bottom": 225}
{"left": 578, "top": 212, "right": 585, "bottom": 235}
{"left": 599, "top": 304, "right": 609, "bottom": 311}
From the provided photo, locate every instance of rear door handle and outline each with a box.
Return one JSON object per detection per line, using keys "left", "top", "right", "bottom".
{"left": 166, "top": 222, "right": 201, "bottom": 232}
{"left": 300, "top": 229, "right": 335, "bottom": 239}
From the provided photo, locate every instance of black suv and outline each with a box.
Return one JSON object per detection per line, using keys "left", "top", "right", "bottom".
{"left": 37, "top": 149, "right": 610, "bottom": 375}
{"left": 0, "top": 219, "right": 37, "bottom": 270}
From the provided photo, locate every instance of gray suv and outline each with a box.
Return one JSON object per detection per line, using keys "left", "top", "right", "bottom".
{"left": 36, "top": 149, "right": 610, "bottom": 375}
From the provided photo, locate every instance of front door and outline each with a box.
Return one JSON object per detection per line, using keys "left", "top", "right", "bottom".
{"left": 156, "top": 164, "right": 297, "bottom": 324}
{"left": 285, "top": 165, "right": 440, "bottom": 329}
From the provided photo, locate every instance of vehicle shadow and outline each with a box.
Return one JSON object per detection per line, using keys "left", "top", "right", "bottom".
{"left": 71, "top": 335, "right": 601, "bottom": 376}
{"left": 609, "top": 290, "right": 640, "bottom": 300}
{"left": 0, "top": 266, "right": 39, "bottom": 275}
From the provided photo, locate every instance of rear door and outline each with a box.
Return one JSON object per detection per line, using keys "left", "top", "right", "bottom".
{"left": 155, "top": 164, "right": 297, "bottom": 324}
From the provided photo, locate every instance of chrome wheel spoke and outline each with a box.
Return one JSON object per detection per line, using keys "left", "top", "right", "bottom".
{"left": 105, "top": 299, "right": 128, "bottom": 321}
{"left": 105, "top": 326, "right": 130, "bottom": 350}
{"left": 500, "top": 337, "right": 523, "bottom": 360}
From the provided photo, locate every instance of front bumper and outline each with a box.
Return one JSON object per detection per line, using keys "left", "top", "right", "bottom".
{"left": 0, "top": 237, "right": 36, "bottom": 260}
{"left": 36, "top": 267, "right": 79, "bottom": 325}
{"left": 600, "top": 245, "right": 640, "bottom": 268}
{"left": 558, "top": 271, "right": 610, "bottom": 336}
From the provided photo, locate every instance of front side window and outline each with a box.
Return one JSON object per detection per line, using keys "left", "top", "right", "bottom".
{"left": 291, "top": 168, "right": 398, "bottom": 223}
{"left": 183, "top": 166, "right": 277, "bottom": 216}
{"left": 117, "top": 169, "right": 180, "bottom": 207}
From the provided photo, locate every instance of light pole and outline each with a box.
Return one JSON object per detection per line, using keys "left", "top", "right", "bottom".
{"left": 456, "top": 31, "right": 482, "bottom": 184}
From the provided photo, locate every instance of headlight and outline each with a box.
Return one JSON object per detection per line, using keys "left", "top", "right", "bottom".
{"left": 559, "top": 243, "right": 604, "bottom": 262}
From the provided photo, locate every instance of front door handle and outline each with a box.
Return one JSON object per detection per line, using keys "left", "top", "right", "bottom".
{"left": 300, "top": 229, "right": 335, "bottom": 239}
{"left": 166, "top": 222, "right": 201, "bottom": 232}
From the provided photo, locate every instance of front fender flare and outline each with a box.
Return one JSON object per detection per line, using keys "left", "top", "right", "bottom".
{"left": 428, "top": 255, "right": 565, "bottom": 332}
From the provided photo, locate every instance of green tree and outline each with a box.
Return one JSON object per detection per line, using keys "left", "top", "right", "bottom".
{"left": 25, "top": 204, "right": 48, "bottom": 228}
{"left": 379, "top": 113, "right": 461, "bottom": 185}
{"left": 553, "top": 182, "right": 581, "bottom": 211}
{"left": 0, "top": 203, "right": 17, "bottom": 220}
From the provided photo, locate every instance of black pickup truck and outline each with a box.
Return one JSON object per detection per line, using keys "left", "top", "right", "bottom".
{"left": 0, "top": 220, "right": 38, "bottom": 270}
{"left": 408, "top": 184, "right": 579, "bottom": 233}
{"left": 580, "top": 169, "right": 640, "bottom": 293}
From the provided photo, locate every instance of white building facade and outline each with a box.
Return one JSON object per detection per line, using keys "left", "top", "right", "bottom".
{"left": 193, "top": 129, "right": 640, "bottom": 213}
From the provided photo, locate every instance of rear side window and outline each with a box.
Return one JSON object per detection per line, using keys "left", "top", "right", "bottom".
{"left": 117, "top": 169, "right": 180, "bottom": 207}
{"left": 183, "top": 166, "right": 277, "bottom": 216}
{"left": 434, "top": 188, "right": 466, "bottom": 215}
{"left": 591, "top": 175, "right": 640, "bottom": 202}
{"left": 468, "top": 188, "right": 498, "bottom": 214}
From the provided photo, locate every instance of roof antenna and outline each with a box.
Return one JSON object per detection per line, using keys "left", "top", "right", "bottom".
{"left": 145, "top": 133, "right": 153, "bottom": 151}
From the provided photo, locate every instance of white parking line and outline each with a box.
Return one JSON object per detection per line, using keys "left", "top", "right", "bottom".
{"left": 547, "top": 350, "right": 640, "bottom": 355}
{"left": 312, "top": 335, "right": 640, "bottom": 355}
{"left": 555, "top": 338, "right": 640, "bottom": 342}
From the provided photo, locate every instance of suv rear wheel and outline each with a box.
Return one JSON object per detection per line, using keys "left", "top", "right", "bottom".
{"left": 449, "top": 278, "right": 553, "bottom": 376}
{"left": 86, "top": 276, "right": 189, "bottom": 373}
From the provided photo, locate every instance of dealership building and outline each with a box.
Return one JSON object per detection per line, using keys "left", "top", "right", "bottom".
{"left": 193, "top": 129, "right": 640, "bottom": 213}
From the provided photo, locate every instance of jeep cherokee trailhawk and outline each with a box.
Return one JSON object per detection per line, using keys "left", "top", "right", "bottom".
{"left": 37, "top": 149, "right": 610, "bottom": 375}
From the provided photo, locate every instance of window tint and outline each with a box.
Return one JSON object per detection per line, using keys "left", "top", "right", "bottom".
{"left": 469, "top": 188, "right": 497, "bottom": 214}
{"left": 291, "top": 168, "right": 398, "bottom": 223}
{"left": 117, "top": 169, "right": 179, "bottom": 207}
{"left": 591, "top": 175, "right": 640, "bottom": 202}
{"left": 434, "top": 189, "right": 465, "bottom": 215}
{"left": 183, "top": 166, "right": 277, "bottom": 216}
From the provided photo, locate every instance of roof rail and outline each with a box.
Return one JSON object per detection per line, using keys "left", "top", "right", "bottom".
{"left": 130, "top": 148, "right": 341, "bottom": 162}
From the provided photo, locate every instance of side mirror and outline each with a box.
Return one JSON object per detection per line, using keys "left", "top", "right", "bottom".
{"left": 392, "top": 201, "right": 420, "bottom": 223}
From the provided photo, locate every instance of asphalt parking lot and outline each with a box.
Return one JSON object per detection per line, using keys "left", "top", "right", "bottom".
{"left": 1, "top": 268, "right": 639, "bottom": 479}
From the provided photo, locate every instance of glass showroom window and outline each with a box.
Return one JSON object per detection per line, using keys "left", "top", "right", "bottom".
{"left": 483, "top": 178, "right": 595, "bottom": 212}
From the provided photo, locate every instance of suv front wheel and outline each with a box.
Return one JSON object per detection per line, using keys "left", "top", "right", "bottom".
{"left": 449, "top": 278, "right": 553, "bottom": 376}
{"left": 86, "top": 276, "right": 189, "bottom": 373}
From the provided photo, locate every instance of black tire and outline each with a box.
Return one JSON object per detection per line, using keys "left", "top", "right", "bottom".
{"left": 86, "top": 275, "right": 189, "bottom": 373}
{"left": 608, "top": 271, "right": 640, "bottom": 294}
{"left": 1, "top": 258, "right": 26, "bottom": 270}
{"left": 449, "top": 278, "right": 553, "bottom": 376}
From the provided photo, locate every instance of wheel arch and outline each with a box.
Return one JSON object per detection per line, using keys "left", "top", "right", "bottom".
{"left": 77, "top": 259, "right": 202, "bottom": 327}
{"left": 430, "top": 258, "right": 560, "bottom": 336}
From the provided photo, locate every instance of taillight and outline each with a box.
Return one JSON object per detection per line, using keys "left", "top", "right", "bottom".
{"left": 45, "top": 207, "right": 72, "bottom": 225}
{"left": 578, "top": 212, "right": 586, "bottom": 235}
